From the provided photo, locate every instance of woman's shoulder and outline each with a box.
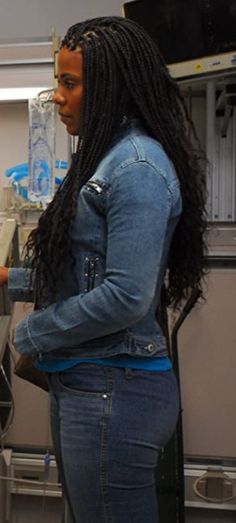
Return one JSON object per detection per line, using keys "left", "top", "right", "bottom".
{"left": 104, "top": 120, "right": 177, "bottom": 185}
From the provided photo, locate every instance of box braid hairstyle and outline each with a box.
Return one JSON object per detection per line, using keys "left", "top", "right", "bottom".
{"left": 24, "top": 16, "right": 207, "bottom": 308}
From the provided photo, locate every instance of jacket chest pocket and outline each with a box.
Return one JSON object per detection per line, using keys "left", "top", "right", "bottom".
{"left": 84, "top": 256, "right": 100, "bottom": 292}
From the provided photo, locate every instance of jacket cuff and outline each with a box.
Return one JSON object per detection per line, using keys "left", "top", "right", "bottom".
{"left": 8, "top": 268, "right": 33, "bottom": 302}
{"left": 14, "top": 314, "right": 42, "bottom": 357}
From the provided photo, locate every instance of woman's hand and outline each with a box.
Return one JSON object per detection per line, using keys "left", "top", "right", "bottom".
{"left": 0, "top": 267, "right": 9, "bottom": 286}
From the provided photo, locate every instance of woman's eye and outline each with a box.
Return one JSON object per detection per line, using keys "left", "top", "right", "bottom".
{"left": 65, "top": 81, "right": 75, "bottom": 89}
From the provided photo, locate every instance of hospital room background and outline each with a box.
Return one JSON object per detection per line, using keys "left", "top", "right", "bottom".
{"left": 0, "top": 1, "right": 236, "bottom": 522}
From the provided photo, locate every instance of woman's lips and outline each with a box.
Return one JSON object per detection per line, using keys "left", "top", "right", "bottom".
{"left": 59, "top": 113, "right": 72, "bottom": 124}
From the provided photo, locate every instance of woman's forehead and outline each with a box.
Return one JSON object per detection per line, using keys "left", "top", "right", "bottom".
{"left": 57, "top": 47, "right": 83, "bottom": 75}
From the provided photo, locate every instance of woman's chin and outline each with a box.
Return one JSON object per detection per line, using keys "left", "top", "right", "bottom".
{"left": 66, "top": 126, "right": 79, "bottom": 136}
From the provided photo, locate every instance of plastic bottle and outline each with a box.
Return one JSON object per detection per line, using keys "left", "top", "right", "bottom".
{"left": 28, "top": 98, "right": 56, "bottom": 206}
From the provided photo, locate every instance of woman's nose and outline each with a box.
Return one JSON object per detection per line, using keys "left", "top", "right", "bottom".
{"left": 52, "top": 89, "right": 65, "bottom": 105}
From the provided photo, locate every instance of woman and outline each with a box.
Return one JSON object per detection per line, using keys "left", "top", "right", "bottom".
{"left": 0, "top": 16, "right": 207, "bottom": 523}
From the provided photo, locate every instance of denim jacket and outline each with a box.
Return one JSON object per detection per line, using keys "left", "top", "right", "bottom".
{"left": 8, "top": 120, "right": 182, "bottom": 362}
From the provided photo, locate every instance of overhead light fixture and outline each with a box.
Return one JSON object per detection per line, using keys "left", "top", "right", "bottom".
{"left": 0, "top": 87, "right": 51, "bottom": 101}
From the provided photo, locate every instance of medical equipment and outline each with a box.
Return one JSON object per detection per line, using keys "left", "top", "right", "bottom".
{"left": 4, "top": 160, "right": 68, "bottom": 202}
{"left": 27, "top": 95, "right": 56, "bottom": 205}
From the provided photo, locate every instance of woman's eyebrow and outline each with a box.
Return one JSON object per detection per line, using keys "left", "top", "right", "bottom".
{"left": 60, "top": 73, "right": 82, "bottom": 80}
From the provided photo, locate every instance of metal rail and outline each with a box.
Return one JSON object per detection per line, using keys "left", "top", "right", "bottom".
{"left": 0, "top": 218, "right": 19, "bottom": 437}
{"left": 0, "top": 218, "right": 19, "bottom": 359}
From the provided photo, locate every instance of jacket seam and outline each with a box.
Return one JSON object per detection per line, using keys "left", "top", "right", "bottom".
{"left": 127, "top": 135, "right": 144, "bottom": 160}
{"left": 109, "top": 158, "right": 176, "bottom": 204}
{"left": 26, "top": 316, "right": 41, "bottom": 355}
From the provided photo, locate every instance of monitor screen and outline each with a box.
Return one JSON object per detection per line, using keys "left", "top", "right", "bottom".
{"left": 123, "top": 0, "right": 236, "bottom": 65}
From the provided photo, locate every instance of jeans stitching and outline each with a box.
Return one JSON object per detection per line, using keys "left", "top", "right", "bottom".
{"left": 54, "top": 368, "right": 108, "bottom": 398}
{"left": 100, "top": 368, "right": 114, "bottom": 523}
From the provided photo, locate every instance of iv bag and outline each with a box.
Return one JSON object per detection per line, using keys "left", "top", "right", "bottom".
{"left": 28, "top": 98, "right": 56, "bottom": 206}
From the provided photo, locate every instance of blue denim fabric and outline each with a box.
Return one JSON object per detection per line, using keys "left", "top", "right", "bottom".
{"left": 8, "top": 119, "right": 182, "bottom": 361}
{"left": 49, "top": 363, "right": 179, "bottom": 523}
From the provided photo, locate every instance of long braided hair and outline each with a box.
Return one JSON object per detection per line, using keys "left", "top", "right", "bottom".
{"left": 24, "top": 16, "right": 207, "bottom": 308}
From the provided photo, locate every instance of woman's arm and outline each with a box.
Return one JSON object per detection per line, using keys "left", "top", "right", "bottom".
{"left": 7, "top": 268, "right": 34, "bottom": 302}
{"left": 0, "top": 266, "right": 34, "bottom": 302}
{"left": 0, "top": 267, "right": 9, "bottom": 286}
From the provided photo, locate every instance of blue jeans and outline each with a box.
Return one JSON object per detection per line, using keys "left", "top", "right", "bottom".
{"left": 48, "top": 364, "right": 179, "bottom": 523}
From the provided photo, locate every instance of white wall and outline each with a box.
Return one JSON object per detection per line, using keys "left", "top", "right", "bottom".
{"left": 0, "top": 0, "right": 126, "bottom": 40}
{"left": 0, "top": 103, "right": 28, "bottom": 189}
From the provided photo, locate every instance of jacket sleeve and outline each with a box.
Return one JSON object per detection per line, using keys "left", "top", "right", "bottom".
{"left": 8, "top": 268, "right": 34, "bottom": 302}
{"left": 13, "top": 160, "right": 174, "bottom": 356}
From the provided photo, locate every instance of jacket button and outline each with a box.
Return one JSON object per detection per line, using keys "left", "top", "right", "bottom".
{"left": 147, "top": 343, "right": 155, "bottom": 353}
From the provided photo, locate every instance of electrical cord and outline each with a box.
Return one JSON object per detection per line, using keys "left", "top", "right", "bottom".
{"left": 0, "top": 474, "right": 61, "bottom": 487}
{"left": 0, "top": 473, "right": 62, "bottom": 523}
{"left": 0, "top": 332, "right": 18, "bottom": 448}
{"left": 42, "top": 450, "right": 51, "bottom": 514}
{"left": 7, "top": 331, "right": 19, "bottom": 366}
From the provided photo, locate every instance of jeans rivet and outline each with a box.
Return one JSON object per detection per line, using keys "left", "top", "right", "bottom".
{"left": 147, "top": 343, "right": 155, "bottom": 353}
{"left": 102, "top": 393, "right": 108, "bottom": 399}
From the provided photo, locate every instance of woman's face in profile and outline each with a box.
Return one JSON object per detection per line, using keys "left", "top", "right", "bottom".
{"left": 53, "top": 46, "right": 84, "bottom": 136}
